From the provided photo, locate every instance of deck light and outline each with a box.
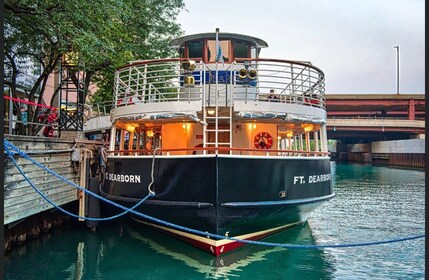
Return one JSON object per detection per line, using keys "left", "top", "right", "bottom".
{"left": 146, "top": 130, "right": 154, "bottom": 137}
{"left": 123, "top": 123, "right": 138, "bottom": 133}
{"left": 303, "top": 124, "right": 314, "bottom": 132}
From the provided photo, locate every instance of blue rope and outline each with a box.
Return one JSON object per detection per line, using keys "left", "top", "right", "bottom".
{"left": 4, "top": 139, "right": 153, "bottom": 221}
{"left": 4, "top": 139, "right": 425, "bottom": 249}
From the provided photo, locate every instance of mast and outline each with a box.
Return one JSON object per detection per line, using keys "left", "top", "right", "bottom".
{"left": 215, "top": 28, "right": 219, "bottom": 151}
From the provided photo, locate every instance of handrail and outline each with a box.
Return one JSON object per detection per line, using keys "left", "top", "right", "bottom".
{"left": 107, "top": 147, "right": 329, "bottom": 157}
{"left": 112, "top": 57, "right": 326, "bottom": 111}
{"left": 117, "top": 57, "right": 203, "bottom": 71}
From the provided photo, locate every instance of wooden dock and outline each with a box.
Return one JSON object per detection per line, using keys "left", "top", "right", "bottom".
{"left": 4, "top": 134, "right": 107, "bottom": 251}
{"left": 4, "top": 135, "right": 80, "bottom": 225}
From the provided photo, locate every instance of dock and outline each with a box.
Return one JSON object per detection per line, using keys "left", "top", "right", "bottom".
{"left": 4, "top": 134, "right": 105, "bottom": 251}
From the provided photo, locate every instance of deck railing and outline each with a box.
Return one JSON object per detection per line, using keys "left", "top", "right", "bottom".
{"left": 107, "top": 147, "right": 329, "bottom": 157}
{"left": 112, "top": 58, "right": 326, "bottom": 110}
{"left": 89, "top": 100, "right": 115, "bottom": 117}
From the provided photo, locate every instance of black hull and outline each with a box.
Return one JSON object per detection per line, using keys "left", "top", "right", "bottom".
{"left": 101, "top": 155, "right": 334, "bottom": 238}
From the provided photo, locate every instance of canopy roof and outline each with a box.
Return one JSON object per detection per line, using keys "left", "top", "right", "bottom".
{"left": 169, "top": 32, "right": 269, "bottom": 49}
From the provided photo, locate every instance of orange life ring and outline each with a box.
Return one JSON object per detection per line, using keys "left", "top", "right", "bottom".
{"left": 254, "top": 132, "right": 274, "bottom": 149}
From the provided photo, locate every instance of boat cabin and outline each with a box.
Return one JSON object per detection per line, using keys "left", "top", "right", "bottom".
{"left": 108, "top": 32, "right": 328, "bottom": 157}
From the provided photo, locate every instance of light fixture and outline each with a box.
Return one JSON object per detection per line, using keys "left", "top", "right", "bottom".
{"left": 124, "top": 123, "right": 138, "bottom": 133}
{"left": 146, "top": 130, "right": 154, "bottom": 137}
{"left": 207, "top": 109, "right": 215, "bottom": 115}
{"left": 303, "top": 124, "right": 314, "bottom": 132}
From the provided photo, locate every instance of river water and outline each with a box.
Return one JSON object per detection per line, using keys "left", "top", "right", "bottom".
{"left": 4, "top": 162, "right": 425, "bottom": 279}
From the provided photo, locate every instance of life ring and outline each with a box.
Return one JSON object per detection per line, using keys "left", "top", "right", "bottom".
{"left": 254, "top": 132, "right": 274, "bottom": 149}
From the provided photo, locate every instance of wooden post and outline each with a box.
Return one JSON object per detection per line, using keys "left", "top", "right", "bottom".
{"left": 78, "top": 148, "right": 87, "bottom": 221}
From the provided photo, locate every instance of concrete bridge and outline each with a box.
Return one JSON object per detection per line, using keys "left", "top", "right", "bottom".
{"left": 326, "top": 94, "right": 425, "bottom": 142}
{"left": 325, "top": 94, "right": 425, "bottom": 167}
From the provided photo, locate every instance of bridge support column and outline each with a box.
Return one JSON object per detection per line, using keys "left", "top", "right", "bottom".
{"left": 408, "top": 99, "right": 415, "bottom": 120}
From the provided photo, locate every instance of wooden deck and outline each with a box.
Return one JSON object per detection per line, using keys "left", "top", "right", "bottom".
{"left": 3, "top": 135, "right": 102, "bottom": 225}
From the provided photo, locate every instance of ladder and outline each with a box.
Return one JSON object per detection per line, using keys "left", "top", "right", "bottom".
{"left": 203, "top": 82, "right": 232, "bottom": 154}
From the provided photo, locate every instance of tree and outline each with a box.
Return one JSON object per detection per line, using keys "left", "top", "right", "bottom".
{"left": 4, "top": 0, "right": 185, "bottom": 135}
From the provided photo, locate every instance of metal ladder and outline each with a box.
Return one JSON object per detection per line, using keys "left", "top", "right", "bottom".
{"left": 203, "top": 84, "right": 232, "bottom": 154}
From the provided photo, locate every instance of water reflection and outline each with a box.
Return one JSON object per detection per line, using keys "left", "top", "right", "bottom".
{"left": 4, "top": 221, "right": 334, "bottom": 279}
{"left": 122, "top": 221, "right": 334, "bottom": 279}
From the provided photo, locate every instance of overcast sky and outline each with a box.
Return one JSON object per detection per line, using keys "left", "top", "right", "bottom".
{"left": 177, "top": 0, "right": 425, "bottom": 94}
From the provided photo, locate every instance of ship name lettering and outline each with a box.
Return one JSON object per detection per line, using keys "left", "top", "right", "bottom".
{"left": 293, "top": 176, "right": 305, "bottom": 184}
{"left": 308, "top": 174, "right": 331, "bottom": 183}
{"left": 105, "top": 172, "right": 141, "bottom": 183}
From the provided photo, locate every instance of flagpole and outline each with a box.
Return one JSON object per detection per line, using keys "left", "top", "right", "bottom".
{"left": 215, "top": 28, "right": 219, "bottom": 150}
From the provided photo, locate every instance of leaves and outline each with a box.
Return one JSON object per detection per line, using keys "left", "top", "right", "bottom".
{"left": 5, "top": 0, "right": 185, "bottom": 134}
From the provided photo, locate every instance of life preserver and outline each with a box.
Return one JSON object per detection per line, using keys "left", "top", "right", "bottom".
{"left": 254, "top": 132, "right": 274, "bottom": 149}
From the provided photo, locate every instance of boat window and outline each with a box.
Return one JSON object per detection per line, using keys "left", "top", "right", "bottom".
{"left": 178, "top": 47, "right": 185, "bottom": 58}
{"left": 187, "top": 40, "right": 203, "bottom": 59}
{"left": 233, "top": 40, "right": 249, "bottom": 58}
{"left": 207, "top": 40, "right": 229, "bottom": 62}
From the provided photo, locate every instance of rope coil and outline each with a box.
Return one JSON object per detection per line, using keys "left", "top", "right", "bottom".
{"left": 3, "top": 139, "right": 425, "bottom": 249}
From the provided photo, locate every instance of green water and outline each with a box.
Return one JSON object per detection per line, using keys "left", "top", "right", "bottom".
{"left": 4, "top": 163, "right": 425, "bottom": 279}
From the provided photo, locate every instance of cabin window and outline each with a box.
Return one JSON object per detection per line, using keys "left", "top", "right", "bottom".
{"left": 187, "top": 40, "right": 203, "bottom": 59}
{"left": 233, "top": 41, "right": 249, "bottom": 59}
{"left": 178, "top": 47, "right": 185, "bottom": 58}
{"left": 207, "top": 40, "right": 230, "bottom": 62}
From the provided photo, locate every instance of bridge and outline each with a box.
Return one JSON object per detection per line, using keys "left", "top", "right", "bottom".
{"left": 325, "top": 94, "right": 425, "bottom": 143}
{"left": 325, "top": 94, "right": 425, "bottom": 167}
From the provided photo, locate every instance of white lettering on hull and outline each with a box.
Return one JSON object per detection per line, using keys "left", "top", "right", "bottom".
{"left": 293, "top": 174, "right": 331, "bottom": 184}
{"left": 308, "top": 174, "right": 331, "bottom": 183}
{"left": 105, "top": 172, "right": 141, "bottom": 183}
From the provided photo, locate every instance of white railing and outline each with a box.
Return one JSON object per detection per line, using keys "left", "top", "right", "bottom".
{"left": 113, "top": 58, "right": 326, "bottom": 109}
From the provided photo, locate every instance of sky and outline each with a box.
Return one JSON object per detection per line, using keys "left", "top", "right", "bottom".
{"left": 177, "top": 0, "right": 425, "bottom": 94}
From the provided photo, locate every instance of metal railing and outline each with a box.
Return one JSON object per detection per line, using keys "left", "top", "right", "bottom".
{"left": 112, "top": 58, "right": 326, "bottom": 109}
{"left": 107, "top": 147, "right": 330, "bottom": 157}
{"left": 89, "top": 100, "right": 115, "bottom": 117}
{"left": 4, "top": 95, "right": 59, "bottom": 137}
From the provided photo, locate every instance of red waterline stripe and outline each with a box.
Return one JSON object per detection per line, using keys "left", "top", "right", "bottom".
{"left": 4, "top": 96, "right": 58, "bottom": 111}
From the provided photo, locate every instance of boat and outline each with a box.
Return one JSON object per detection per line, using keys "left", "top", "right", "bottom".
{"left": 100, "top": 29, "right": 335, "bottom": 256}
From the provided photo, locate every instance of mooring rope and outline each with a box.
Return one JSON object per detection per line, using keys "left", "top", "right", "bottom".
{"left": 4, "top": 139, "right": 153, "bottom": 221}
{"left": 147, "top": 147, "right": 160, "bottom": 195}
{"left": 4, "top": 139, "right": 425, "bottom": 249}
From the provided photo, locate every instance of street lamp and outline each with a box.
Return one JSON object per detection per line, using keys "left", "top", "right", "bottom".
{"left": 394, "top": 45, "right": 399, "bottom": 94}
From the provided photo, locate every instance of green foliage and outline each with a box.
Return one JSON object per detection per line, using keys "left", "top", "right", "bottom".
{"left": 4, "top": 0, "right": 185, "bottom": 134}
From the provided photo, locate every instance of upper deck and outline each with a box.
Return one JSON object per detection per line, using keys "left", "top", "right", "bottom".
{"left": 111, "top": 32, "right": 326, "bottom": 125}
